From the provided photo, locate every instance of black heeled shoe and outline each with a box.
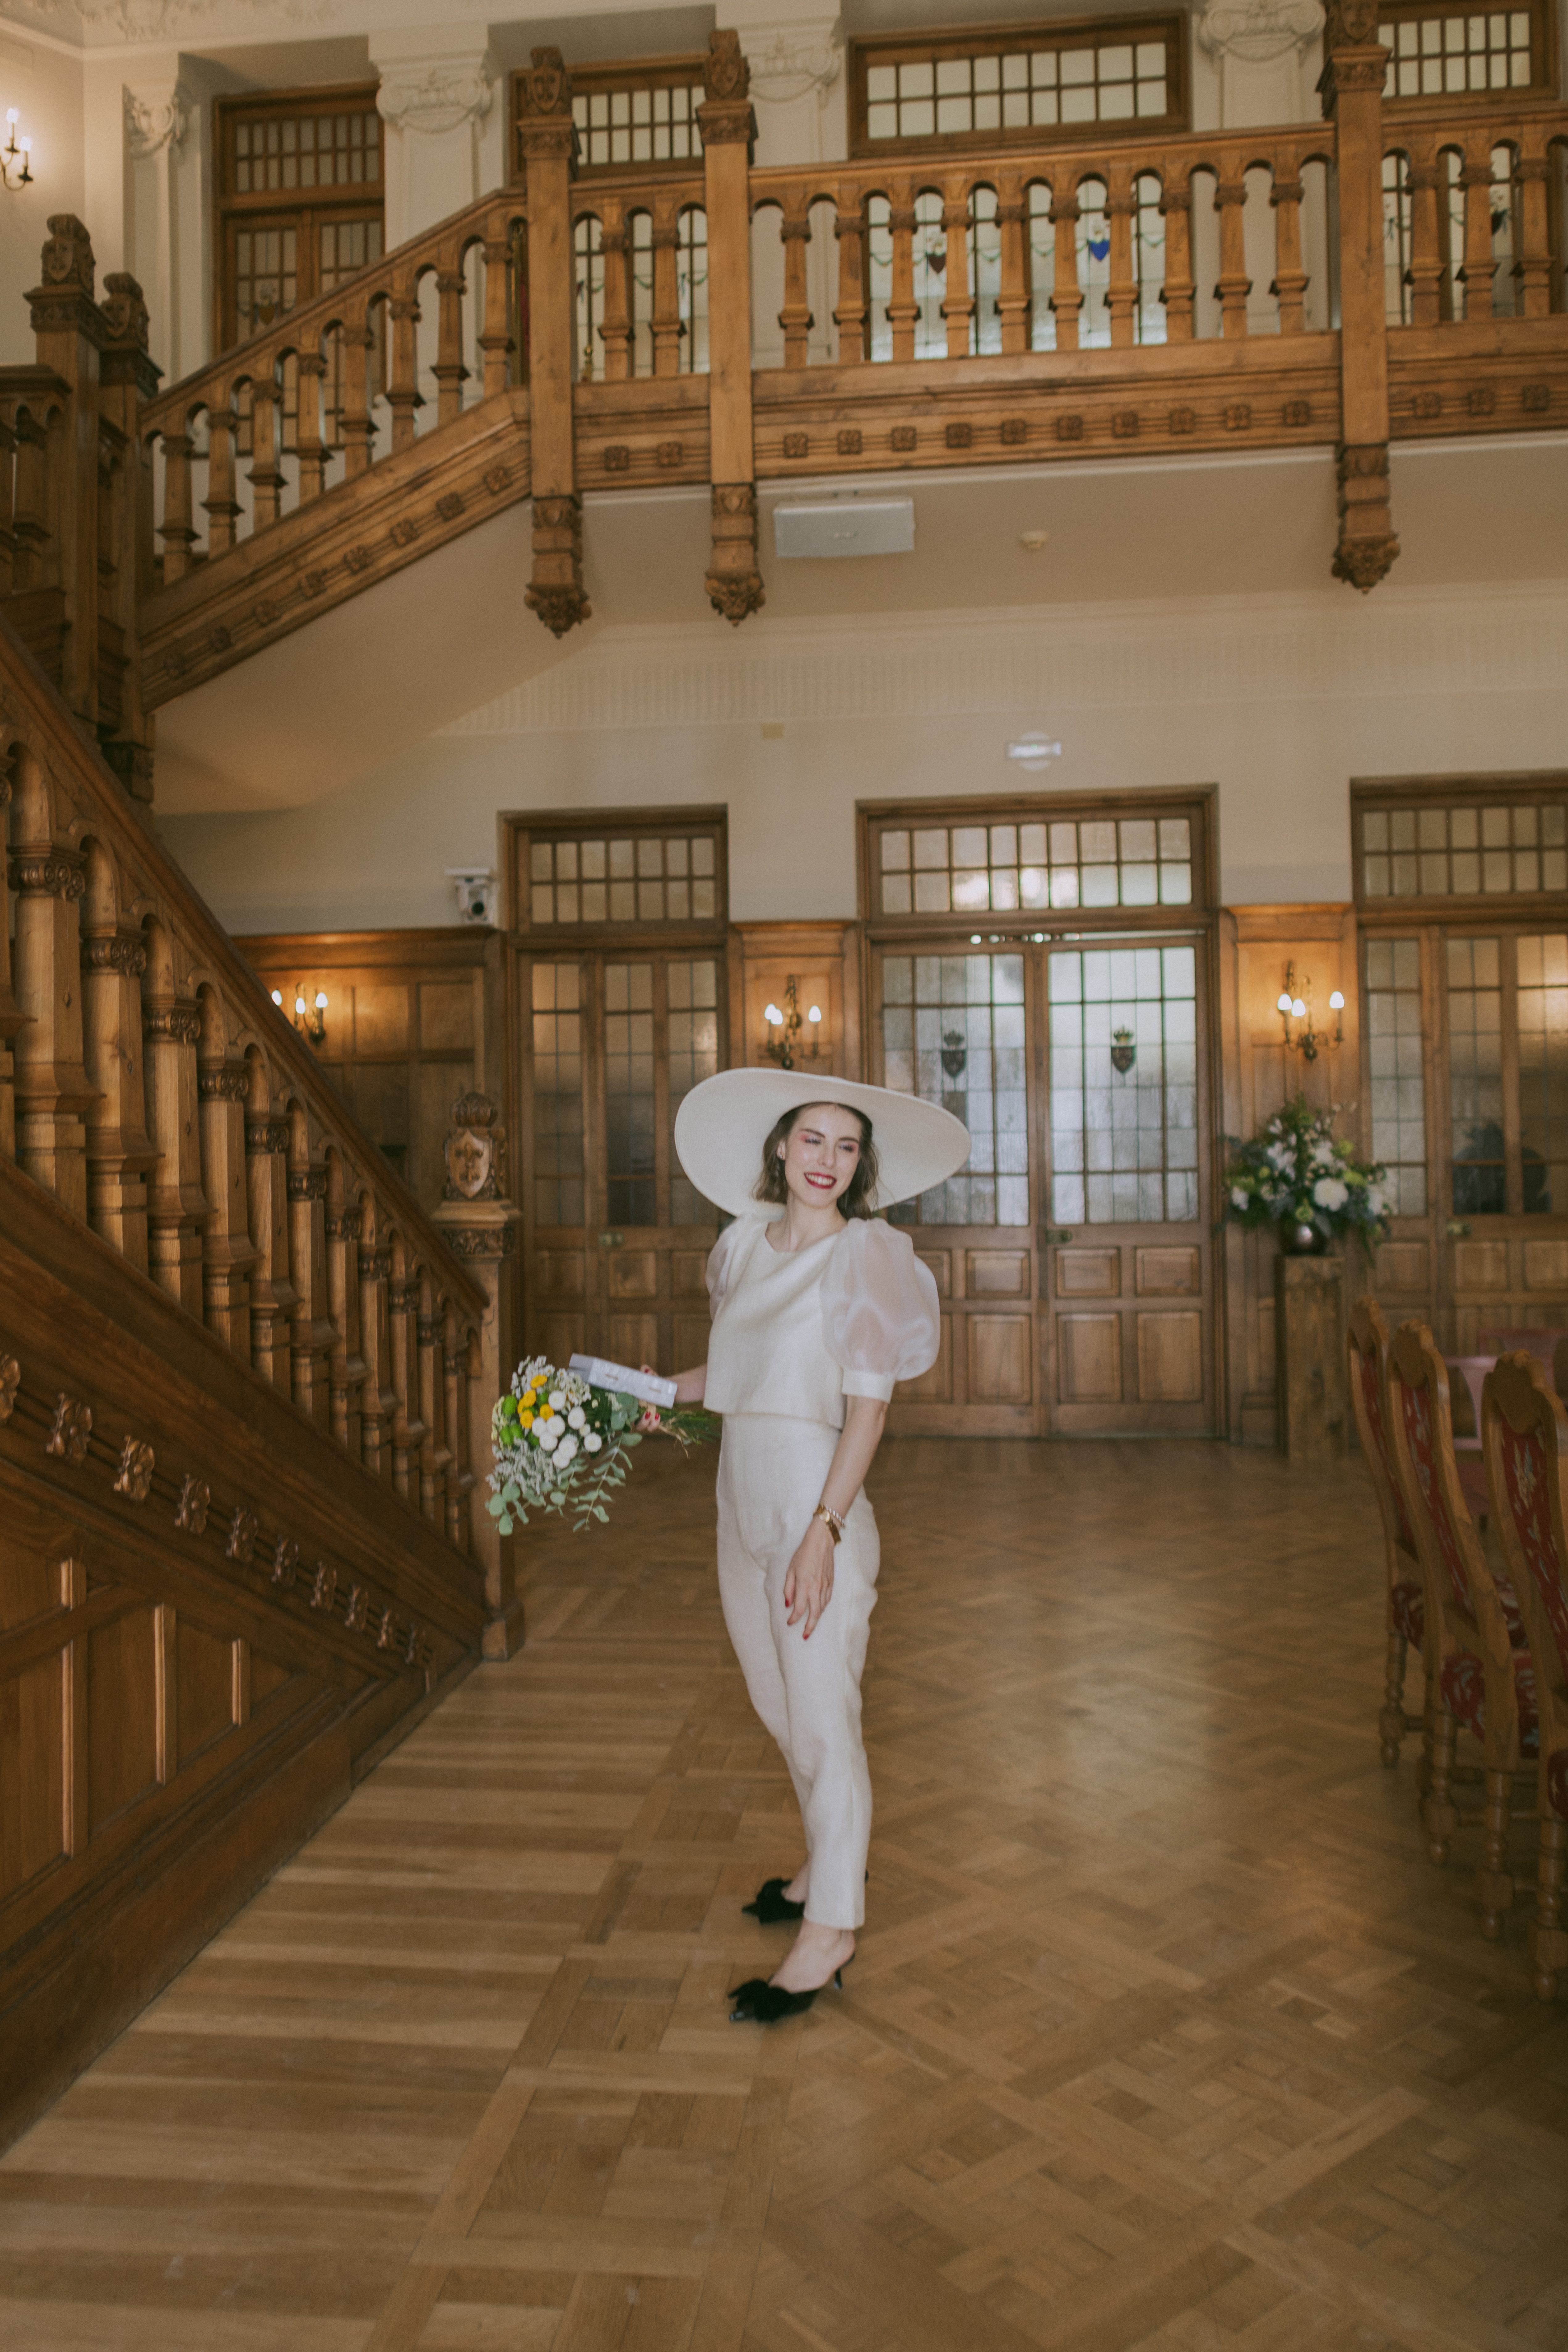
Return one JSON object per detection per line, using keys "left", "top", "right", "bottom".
{"left": 741, "top": 1877, "right": 805, "bottom": 1924}
{"left": 728, "top": 1958, "right": 852, "bottom": 2024}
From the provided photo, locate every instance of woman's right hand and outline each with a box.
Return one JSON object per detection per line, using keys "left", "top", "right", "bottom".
{"left": 643, "top": 1363, "right": 707, "bottom": 1406}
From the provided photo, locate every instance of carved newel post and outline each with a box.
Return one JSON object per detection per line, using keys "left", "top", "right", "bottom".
{"left": 699, "top": 31, "right": 765, "bottom": 624}
{"left": 518, "top": 49, "right": 591, "bottom": 639}
{"left": 1276, "top": 1253, "right": 1348, "bottom": 1463}
{"left": 1319, "top": 0, "right": 1398, "bottom": 591}
{"left": 433, "top": 1091, "right": 525, "bottom": 1661}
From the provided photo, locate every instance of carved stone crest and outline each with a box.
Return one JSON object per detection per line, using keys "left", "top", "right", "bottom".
{"left": 520, "top": 45, "right": 573, "bottom": 120}
{"left": 704, "top": 28, "right": 751, "bottom": 103}
{"left": 444, "top": 1091, "right": 506, "bottom": 1201}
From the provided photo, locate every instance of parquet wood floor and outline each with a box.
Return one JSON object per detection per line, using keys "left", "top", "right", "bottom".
{"left": 4, "top": 1438, "right": 1568, "bottom": 2352}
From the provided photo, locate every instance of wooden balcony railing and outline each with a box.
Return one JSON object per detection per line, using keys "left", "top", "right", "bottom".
{"left": 1, "top": 35, "right": 1563, "bottom": 748}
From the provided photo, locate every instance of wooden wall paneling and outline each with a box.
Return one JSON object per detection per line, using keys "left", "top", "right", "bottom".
{"left": 729, "top": 921, "right": 861, "bottom": 1078}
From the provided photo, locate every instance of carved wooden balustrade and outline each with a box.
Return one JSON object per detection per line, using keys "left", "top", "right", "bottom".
{"left": 1382, "top": 98, "right": 1568, "bottom": 435}
{"left": 109, "top": 29, "right": 1568, "bottom": 693}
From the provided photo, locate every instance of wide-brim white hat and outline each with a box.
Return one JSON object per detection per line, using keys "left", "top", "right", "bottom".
{"left": 673, "top": 1068, "right": 970, "bottom": 1218}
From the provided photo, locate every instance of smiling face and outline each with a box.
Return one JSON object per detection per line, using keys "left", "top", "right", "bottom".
{"left": 777, "top": 1103, "right": 866, "bottom": 1214}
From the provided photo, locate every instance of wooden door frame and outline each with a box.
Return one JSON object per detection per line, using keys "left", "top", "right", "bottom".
{"left": 855, "top": 785, "right": 1223, "bottom": 1439}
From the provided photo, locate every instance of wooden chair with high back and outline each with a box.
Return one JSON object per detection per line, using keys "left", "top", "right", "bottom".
{"left": 1386, "top": 1321, "right": 1538, "bottom": 1938}
{"left": 1482, "top": 1353, "right": 1568, "bottom": 2001}
{"left": 1347, "top": 1296, "right": 1430, "bottom": 1776}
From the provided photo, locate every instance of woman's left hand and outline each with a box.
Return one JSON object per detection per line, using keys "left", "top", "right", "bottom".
{"left": 784, "top": 1520, "right": 835, "bottom": 1639}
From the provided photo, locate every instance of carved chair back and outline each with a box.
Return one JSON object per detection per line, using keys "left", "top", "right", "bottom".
{"left": 1348, "top": 1294, "right": 1421, "bottom": 1579}
{"left": 1387, "top": 1319, "right": 1531, "bottom": 1763}
{"left": 1484, "top": 1353, "right": 1568, "bottom": 1796}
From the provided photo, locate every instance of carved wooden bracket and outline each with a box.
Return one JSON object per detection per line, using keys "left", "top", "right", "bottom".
{"left": 526, "top": 493, "right": 591, "bottom": 637}
{"left": 706, "top": 482, "right": 765, "bottom": 626}
{"left": 1332, "top": 442, "right": 1400, "bottom": 592}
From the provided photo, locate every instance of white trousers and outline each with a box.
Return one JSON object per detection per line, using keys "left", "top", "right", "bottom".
{"left": 716, "top": 1413, "right": 879, "bottom": 1930}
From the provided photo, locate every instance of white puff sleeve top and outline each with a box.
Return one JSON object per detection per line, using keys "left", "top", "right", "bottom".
{"left": 704, "top": 1213, "right": 941, "bottom": 1428}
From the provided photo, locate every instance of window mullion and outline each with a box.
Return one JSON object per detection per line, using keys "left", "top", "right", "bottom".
{"left": 1500, "top": 931, "right": 1524, "bottom": 1216}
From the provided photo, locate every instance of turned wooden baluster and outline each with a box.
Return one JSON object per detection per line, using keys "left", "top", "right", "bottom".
{"left": 418, "top": 1275, "right": 444, "bottom": 1524}
{"left": 833, "top": 195, "right": 867, "bottom": 363}
{"left": 325, "top": 1193, "right": 366, "bottom": 1457}
{"left": 387, "top": 281, "right": 424, "bottom": 449}
{"left": 1105, "top": 168, "right": 1138, "bottom": 347}
{"left": 10, "top": 409, "right": 51, "bottom": 591}
{"left": 479, "top": 216, "right": 517, "bottom": 396}
{"left": 338, "top": 316, "right": 377, "bottom": 478}
{"left": 203, "top": 405, "right": 241, "bottom": 556}
{"left": 1269, "top": 174, "right": 1308, "bottom": 334}
{"left": 79, "top": 912, "right": 152, "bottom": 1272}
{"left": 464, "top": 1327, "right": 490, "bottom": 1564}
{"left": 1458, "top": 141, "right": 1496, "bottom": 321}
{"left": 779, "top": 203, "right": 814, "bottom": 367}
{"left": 1161, "top": 171, "right": 1196, "bottom": 341}
{"left": 433, "top": 265, "right": 470, "bottom": 425}
{"left": 887, "top": 183, "right": 918, "bottom": 362}
{"left": 389, "top": 1257, "right": 428, "bottom": 1500}
{"left": 142, "top": 968, "right": 207, "bottom": 1315}
{"left": 941, "top": 181, "right": 974, "bottom": 358}
{"left": 247, "top": 376, "right": 286, "bottom": 528}
{"left": 286, "top": 1124, "right": 335, "bottom": 1429}
{"left": 1050, "top": 185, "right": 1084, "bottom": 351}
{"left": 598, "top": 202, "right": 633, "bottom": 381}
{"left": 651, "top": 203, "right": 683, "bottom": 377}
{"left": 294, "top": 353, "right": 329, "bottom": 502}
{"left": 8, "top": 797, "right": 92, "bottom": 1220}
{"left": 195, "top": 997, "right": 256, "bottom": 1360}
{"left": 443, "top": 1306, "right": 470, "bottom": 1548}
{"left": 358, "top": 1221, "right": 395, "bottom": 1480}
{"left": 0, "top": 412, "right": 16, "bottom": 599}
{"left": 244, "top": 1080, "right": 295, "bottom": 1391}
{"left": 158, "top": 433, "right": 196, "bottom": 583}
{"left": 1404, "top": 147, "right": 1442, "bottom": 326}
{"left": 0, "top": 764, "right": 19, "bottom": 1159}
{"left": 1214, "top": 172, "right": 1252, "bottom": 337}
{"left": 995, "top": 173, "right": 1030, "bottom": 355}
{"left": 1515, "top": 144, "right": 1551, "bottom": 317}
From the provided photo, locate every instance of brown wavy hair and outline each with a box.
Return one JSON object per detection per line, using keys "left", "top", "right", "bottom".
{"left": 754, "top": 1103, "right": 879, "bottom": 1221}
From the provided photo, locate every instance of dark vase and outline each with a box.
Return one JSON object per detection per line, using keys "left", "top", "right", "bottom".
{"left": 1279, "top": 1216, "right": 1329, "bottom": 1257}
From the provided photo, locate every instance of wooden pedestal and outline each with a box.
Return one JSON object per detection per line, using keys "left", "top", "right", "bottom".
{"left": 1276, "top": 1254, "right": 1348, "bottom": 1463}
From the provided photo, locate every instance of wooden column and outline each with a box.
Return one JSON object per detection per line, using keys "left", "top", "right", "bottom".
{"left": 244, "top": 1098, "right": 295, "bottom": 1389}
{"left": 142, "top": 992, "right": 206, "bottom": 1313}
{"left": 97, "top": 272, "right": 159, "bottom": 807}
{"left": 0, "top": 768, "right": 21, "bottom": 1159}
{"left": 1320, "top": 0, "right": 1398, "bottom": 591}
{"left": 358, "top": 1227, "right": 396, "bottom": 1482}
{"left": 1269, "top": 177, "right": 1309, "bottom": 335}
{"left": 79, "top": 920, "right": 153, "bottom": 1269}
{"left": 1105, "top": 175, "right": 1138, "bottom": 347}
{"left": 1161, "top": 172, "right": 1196, "bottom": 341}
{"left": 287, "top": 1152, "right": 336, "bottom": 1429}
{"left": 699, "top": 30, "right": 764, "bottom": 627}
{"left": 519, "top": 49, "right": 590, "bottom": 638}
{"left": 433, "top": 1089, "right": 525, "bottom": 1659}
{"left": 326, "top": 1199, "right": 366, "bottom": 1457}
{"left": 202, "top": 404, "right": 242, "bottom": 556}
{"left": 25, "top": 217, "right": 105, "bottom": 730}
{"left": 832, "top": 197, "right": 868, "bottom": 363}
{"left": 1276, "top": 1255, "right": 1348, "bottom": 1463}
{"left": 941, "top": 185, "right": 975, "bottom": 358}
{"left": 779, "top": 208, "right": 814, "bottom": 368}
{"left": 196, "top": 1027, "right": 257, "bottom": 1359}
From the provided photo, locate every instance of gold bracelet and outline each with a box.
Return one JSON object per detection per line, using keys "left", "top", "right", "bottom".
{"left": 811, "top": 1503, "right": 844, "bottom": 1546}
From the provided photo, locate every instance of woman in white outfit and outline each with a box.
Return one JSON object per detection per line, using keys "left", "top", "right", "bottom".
{"left": 666, "top": 1069, "right": 968, "bottom": 2022}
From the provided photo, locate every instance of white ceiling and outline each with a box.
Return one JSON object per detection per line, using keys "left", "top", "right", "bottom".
{"left": 151, "top": 433, "right": 1568, "bottom": 815}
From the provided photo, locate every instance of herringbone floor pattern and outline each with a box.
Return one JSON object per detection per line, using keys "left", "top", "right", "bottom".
{"left": 3, "top": 1439, "right": 1567, "bottom": 2350}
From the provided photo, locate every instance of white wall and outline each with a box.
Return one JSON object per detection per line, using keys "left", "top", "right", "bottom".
{"left": 0, "top": 29, "right": 85, "bottom": 364}
{"left": 158, "top": 576, "right": 1568, "bottom": 935}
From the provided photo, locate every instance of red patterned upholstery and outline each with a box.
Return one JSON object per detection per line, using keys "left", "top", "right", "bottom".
{"left": 1399, "top": 1379, "right": 1530, "bottom": 1646}
{"left": 1549, "top": 1750, "right": 1568, "bottom": 1822}
{"left": 1390, "top": 1579, "right": 1425, "bottom": 1645}
{"left": 1358, "top": 1343, "right": 1417, "bottom": 1552}
{"left": 1495, "top": 1419, "right": 1568, "bottom": 1684}
{"left": 1439, "top": 1648, "right": 1539, "bottom": 1756}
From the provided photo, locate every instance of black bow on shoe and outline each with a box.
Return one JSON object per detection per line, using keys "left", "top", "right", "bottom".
{"left": 741, "top": 1877, "right": 805, "bottom": 1924}
{"left": 727, "top": 1961, "right": 850, "bottom": 2024}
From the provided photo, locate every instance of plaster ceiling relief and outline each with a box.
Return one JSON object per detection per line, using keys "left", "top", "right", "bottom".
{"left": 2, "top": 0, "right": 341, "bottom": 44}
{"left": 1198, "top": 0, "right": 1325, "bottom": 61}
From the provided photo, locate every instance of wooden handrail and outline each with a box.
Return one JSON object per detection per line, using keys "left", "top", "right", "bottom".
{"left": 0, "top": 605, "right": 493, "bottom": 1577}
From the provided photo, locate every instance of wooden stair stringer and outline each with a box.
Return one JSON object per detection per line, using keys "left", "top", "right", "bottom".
{"left": 142, "top": 387, "right": 531, "bottom": 710}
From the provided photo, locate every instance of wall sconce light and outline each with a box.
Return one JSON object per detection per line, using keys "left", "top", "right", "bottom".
{"left": 1277, "top": 963, "right": 1343, "bottom": 1062}
{"left": 763, "top": 975, "right": 821, "bottom": 1071}
{"left": 2, "top": 110, "right": 33, "bottom": 191}
{"left": 288, "top": 985, "right": 328, "bottom": 1045}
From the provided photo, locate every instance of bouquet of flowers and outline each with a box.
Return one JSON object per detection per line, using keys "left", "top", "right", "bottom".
{"left": 1224, "top": 1095, "right": 1391, "bottom": 1252}
{"left": 487, "top": 1356, "right": 717, "bottom": 1535}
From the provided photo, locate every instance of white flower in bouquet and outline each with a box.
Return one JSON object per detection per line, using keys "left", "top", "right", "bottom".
{"left": 1231, "top": 1185, "right": 1250, "bottom": 1209}
{"left": 568, "top": 1406, "right": 586, "bottom": 1430}
{"left": 548, "top": 1390, "right": 565, "bottom": 1411}
{"left": 538, "top": 1421, "right": 560, "bottom": 1450}
{"left": 1313, "top": 1176, "right": 1350, "bottom": 1210}
{"left": 555, "top": 1435, "right": 578, "bottom": 1468}
{"left": 585, "top": 1432, "right": 602, "bottom": 1453}
{"left": 487, "top": 1353, "right": 715, "bottom": 1535}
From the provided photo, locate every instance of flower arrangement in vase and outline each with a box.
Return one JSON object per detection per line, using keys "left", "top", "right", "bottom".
{"left": 1224, "top": 1095, "right": 1391, "bottom": 1257}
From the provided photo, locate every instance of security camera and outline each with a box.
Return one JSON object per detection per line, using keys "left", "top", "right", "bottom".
{"left": 445, "top": 868, "right": 497, "bottom": 926}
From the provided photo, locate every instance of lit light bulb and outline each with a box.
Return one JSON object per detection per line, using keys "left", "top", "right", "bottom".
{"left": 271, "top": 988, "right": 283, "bottom": 1007}
{"left": 763, "top": 1003, "right": 783, "bottom": 1026}
{"left": 6, "top": 110, "right": 16, "bottom": 126}
{"left": 1291, "top": 998, "right": 1306, "bottom": 1020}
{"left": 1329, "top": 990, "right": 1344, "bottom": 1011}
{"left": 1277, "top": 992, "right": 1293, "bottom": 1013}
{"left": 970, "top": 934, "right": 983, "bottom": 945}
{"left": 807, "top": 1004, "right": 822, "bottom": 1024}
{"left": 314, "top": 991, "right": 328, "bottom": 1011}
{"left": 294, "top": 995, "right": 307, "bottom": 1017}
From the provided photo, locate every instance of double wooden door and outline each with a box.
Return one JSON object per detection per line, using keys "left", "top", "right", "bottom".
{"left": 522, "top": 949, "right": 723, "bottom": 1377}
{"left": 873, "top": 935, "right": 1216, "bottom": 1437}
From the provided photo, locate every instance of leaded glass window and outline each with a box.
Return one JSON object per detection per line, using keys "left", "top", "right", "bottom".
{"left": 1366, "top": 938, "right": 1428, "bottom": 1215}
{"left": 880, "top": 953, "right": 1029, "bottom": 1226}
{"left": 1047, "top": 945, "right": 1198, "bottom": 1224}
{"left": 877, "top": 815, "right": 1192, "bottom": 919}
